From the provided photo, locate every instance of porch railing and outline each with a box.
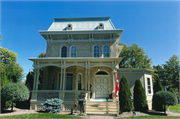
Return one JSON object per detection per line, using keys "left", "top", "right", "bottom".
{"left": 37, "top": 90, "right": 59, "bottom": 101}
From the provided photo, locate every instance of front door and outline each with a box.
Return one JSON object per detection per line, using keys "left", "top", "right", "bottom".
{"left": 94, "top": 75, "right": 109, "bottom": 98}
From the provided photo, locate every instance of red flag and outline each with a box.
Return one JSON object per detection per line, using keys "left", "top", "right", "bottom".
{"left": 115, "top": 74, "right": 119, "bottom": 98}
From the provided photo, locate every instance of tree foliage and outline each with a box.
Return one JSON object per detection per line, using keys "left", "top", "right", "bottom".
{"left": 119, "top": 76, "right": 132, "bottom": 112}
{"left": 1, "top": 82, "right": 30, "bottom": 111}
{"left": 153, "top": 78, "right": 163, "bottom": 94}
{"left": 1, "top": 68, "right": 8, "bottom": 89}
{"left": 162, "top": 55, "right": 179, "bottom": 94}
{"left": 0, "top": 47, "right": 23, "bottom": 83}
{"left": 119, "top": 43, "right": 152, "bottom": 69}
{"left": 38, "top": 52, "right": 46, "bottom": 58}
{"left": 152, "top": 91, "right": 178, "bottom": 113}
{"left": 25, "top": 52, "right": 46, "bottom": 91}
{"left": 133, "top": 79, "right": 148, "bottom": 111}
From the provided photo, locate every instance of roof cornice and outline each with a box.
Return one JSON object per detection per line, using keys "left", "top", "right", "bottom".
{"left": 54, "top": 17, "right": 111, "bottom": 21}
{"left": 39, "top": 29, "right": 123, "bottom": 35}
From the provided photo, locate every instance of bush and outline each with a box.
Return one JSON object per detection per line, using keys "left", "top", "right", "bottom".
{"left": 119, "top": 76, "right": 132, "bottom": 112}
{"left": 152, "top": 91, "right": 178, "bottom": 113}
{"left": 1, "top": 82, "right": 30, "bottom": 111}
{"left": 42, "top": 98, "right": 63, "bottom": 113}
{"left": 152, "top": 78, "right": 163, "bottom": 110}
{"left": 133, "top": 79, "right": 148, "bottom": 111}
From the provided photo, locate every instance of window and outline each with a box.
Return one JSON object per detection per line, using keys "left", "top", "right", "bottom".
{"left": 52, "top": 74, "right": 55, "bottom": 90}
{"left": 67, "top": 24, "right": 72, "bottom": 30}
{"left": 147, "top": 78, "right": 152, "bottom": 94}
{"left": 66, "top": 73, "right": 73, "bottom": 90}
{"left": 103, "top": 46, "right": 110, "bottom": 57}
{"left": 95, "top": 71, "right": 108, "bottom": 75}
{"left": 78, "top": 74, "right": 82, "bottom": 90}
{"left": 71, "top": 46, "right": 77, "bottom": 57}
{"left": 94, "top": 45, "right": 100, "bottom": 57}
{"left": 98, "top": 23, "right": 104, "bottom": 29}
{"left": 61, "top": 46, "right": 67, "bottom": 57}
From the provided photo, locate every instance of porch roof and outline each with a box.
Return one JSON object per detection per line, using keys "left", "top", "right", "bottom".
{"left": 118, "top": 68, "right": 154, "bottom": 73}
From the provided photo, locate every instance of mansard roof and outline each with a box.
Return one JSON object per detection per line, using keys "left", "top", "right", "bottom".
{"left": 47, "top": 17, "right": 115, "bottom": 31}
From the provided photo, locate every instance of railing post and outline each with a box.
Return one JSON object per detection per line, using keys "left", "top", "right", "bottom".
{"left": 116, "top": 98, "right": 119, "bottom": 116}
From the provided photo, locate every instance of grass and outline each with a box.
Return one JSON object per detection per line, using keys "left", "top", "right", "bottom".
{"left": 168, "top": 104, "right": 180, "bottom": 113}
{"left": 117, "top": 115, "right": 180, "bottom": 119}
{"left": 1, "top": 113, "right": 82, "bottom": 118}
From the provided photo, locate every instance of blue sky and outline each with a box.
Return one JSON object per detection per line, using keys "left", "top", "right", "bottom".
{"left": 1, "top": 1, "right": 179, "bottom": 81}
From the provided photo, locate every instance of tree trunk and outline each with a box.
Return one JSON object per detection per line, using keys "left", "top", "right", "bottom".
{"left": 11, "top": 100, "right": 13, "bottom": 112}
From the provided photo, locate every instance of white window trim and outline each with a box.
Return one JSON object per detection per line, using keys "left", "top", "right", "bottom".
{"left": 60, "top": 46, "right": 68, "bottom": 57}
{"left": 65, "top": 72, "right": 74, "bottom": 90}
{"left": 145, "top": 75, "right": 153, "bottom": 96}
{"left": 70, "top": 45, "right": 77, "bottom": 57}
{"left": 93, "top": 45, "right": 100, "bottom": 57}
{"left": 102, "top": 45, "right": 110, "bottom": 58}
{"left": 77, "top": 73, "right": 83, "bottom": 90}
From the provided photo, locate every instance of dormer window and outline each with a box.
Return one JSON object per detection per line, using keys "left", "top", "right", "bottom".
{"left": 98, "top": 23, "right": 104, "bottom": 29}
{"left": 67, "top": 24, "right": 72, "bottom": 30}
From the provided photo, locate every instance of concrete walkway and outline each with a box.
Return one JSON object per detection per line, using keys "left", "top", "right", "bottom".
{"left": 89, "top": 116, "right": 115, "bottom": 119}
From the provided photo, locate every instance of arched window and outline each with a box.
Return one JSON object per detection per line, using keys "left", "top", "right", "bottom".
{"left": 94, "top": 45, "right": 100, "bottom": 57}
{"left": 78, "top": 74, "right": 82, "bottom": 90}
{"left": 61, "top": 46, "right": 67, "bottom": 57}
{"left": 71, "top": 46, "right": 77, "bottom": 57}
{"left": 103, "top": 46, "right": 110, "bottom": 57}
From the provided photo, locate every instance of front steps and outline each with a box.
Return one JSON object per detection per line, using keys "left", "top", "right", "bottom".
{"left": 86, "top": 101, "right": 117, "bottom": 115}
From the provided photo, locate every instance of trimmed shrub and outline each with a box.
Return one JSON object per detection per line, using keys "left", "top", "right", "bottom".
{"left": 1, "top": 82, "right": 30, "bottom": 111}
{"left": 42, "top": 98, "right": 63, "bottom": 113}
{"left": 153, "top": 91, "right": 178, "bottom": 113}
{"left": 119, "top": 76, "right": 132, "bottom": 112}
{"left": 152, "top": 78, "right": 163, "bottom": 110}
{"left": 153, "top": 78, "right": 163, "bottom": 94}
{"left": 133, "top": 79, "right": 148, "bottom": 111}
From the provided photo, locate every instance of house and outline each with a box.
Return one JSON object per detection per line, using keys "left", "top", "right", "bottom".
{"left": 29, "top": 17, "right": 154, "bottom": 115}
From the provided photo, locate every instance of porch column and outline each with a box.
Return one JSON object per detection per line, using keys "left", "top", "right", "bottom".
{"left": 36, "top": 69, "right": 40, "bottom": 90}
{"left": 33, "top": 69, "right": 37, "bottom": 90}
{"left": 88, "top": 68, "right": 90, "bottom": 91}
{"left": 112, "top": 69, "right": 117, "bottom": 101}
{"left": 63, "top": 68, "right": 66, "bottom": 90}
{"left": 60, "top": 68, "right": 63, "bottom": 90}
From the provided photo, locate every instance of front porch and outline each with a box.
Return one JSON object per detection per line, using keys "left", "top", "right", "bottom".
{"left": 29, "top": 58, "right": 121, "bottom": 115}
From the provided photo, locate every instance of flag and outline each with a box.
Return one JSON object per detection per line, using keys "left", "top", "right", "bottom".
{"left": 115, "top": 74, "right": 119, "bottom": 98}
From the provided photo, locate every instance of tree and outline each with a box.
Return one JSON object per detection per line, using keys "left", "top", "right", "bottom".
{"left": 38, "top": 52, "right": 46, "bottom": 58}
{"left": 152, "top": 78, "right": 163, "bottom": 110}
{"left": 119, "top": 76, "right": 132, "bottom": 112}
{"left": 119, "top": 43, "right": 152, "bottom": 69}
{"left": 133, "top": 79, "right": 148, "bottom": 111}
{"left": 25, "top": 71, "right": 34, "bottom": 91}
{"left": 153, "top": 91, "right": 178, "bottom": 113}
{"left": 1, "top": 68, "right": 8, "bottom": 89}
{"left": 0, "top": 47, "right": 23, "bottom": 83}
{"left": 1, "top": 82, "right": 30, "bottom": 111}
{"left": 25, "top": 52, "right": 46, "bottom": 91}
{"left": 162, "top": 55, "right": 179, "bottom": 95}
{"left": 153, "top": 78, "right": 163, "bottom": 94}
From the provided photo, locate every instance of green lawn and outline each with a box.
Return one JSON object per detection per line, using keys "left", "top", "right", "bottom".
{"left": 168, "top": 104, "right": 180, "bottom": 113}
{"left": 1, "top": 113, "right": 82, "bottom": 118}
{"left": 117, "top": 115, "right": 180, "bottom": 119}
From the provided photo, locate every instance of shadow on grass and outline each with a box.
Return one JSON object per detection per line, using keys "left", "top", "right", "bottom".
{"left": 140, "top": 110, "right": 167, "bottom": 116}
